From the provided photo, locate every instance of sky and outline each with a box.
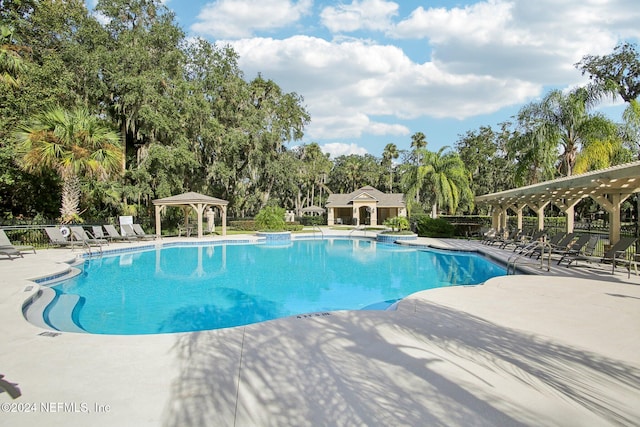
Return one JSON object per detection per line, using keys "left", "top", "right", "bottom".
{"left": 101, "top": 0, "right": 640, "bottom": 158}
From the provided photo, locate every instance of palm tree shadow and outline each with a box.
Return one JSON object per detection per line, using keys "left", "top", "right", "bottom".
{"left": 161, "top": 302, "right": 640, "bottom": 426}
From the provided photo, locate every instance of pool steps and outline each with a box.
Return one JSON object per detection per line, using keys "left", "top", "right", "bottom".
{"left": 22, "top": 288, "right": 57, "bottom": 331}
{"left": 44, "top": 294, "right": 86, "bottom": 333}
{"left": 24, "top": 264, "right": 86, "bottom": 332}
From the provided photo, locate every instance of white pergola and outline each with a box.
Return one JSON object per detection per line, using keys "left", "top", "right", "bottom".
{"left": 475, "top": 160, "right": 640, "bottom": 244}
{"left": 152, "top": 192, "right": 229, "bottom": 238}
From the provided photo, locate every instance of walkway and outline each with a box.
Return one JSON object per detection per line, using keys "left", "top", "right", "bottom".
{"left": 0, "top": 232, "right": 638, "bottom": 426}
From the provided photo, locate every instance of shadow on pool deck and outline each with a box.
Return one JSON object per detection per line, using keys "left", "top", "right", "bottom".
{"left": 162, "top": 296, "right": 640, "bottom": 426}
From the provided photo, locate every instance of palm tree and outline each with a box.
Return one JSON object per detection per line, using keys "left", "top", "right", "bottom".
{"left": 410, "top": 132, "right": 427, "bottom": 163}
{"left": 422, "top": 148, "right": 472, "bottom": 218}
{"left": 381, "top": 143, "right": 399, "bottom": 192}
{"left": 526, "top": 87, "right": 618, "bottom": 176}
{"left": 0, "top": 25, "right": 28, "bottom": 88}
{"left": 409, "top": 132, "right": 428, "bottom": 203}
{"left": 14, "top": 107, "right": 123, "bottom": 222}
{"left": 402, "top": 147, "right": 472, "bottom": 217}
{"left": 302, "top": 143, "right": 331, "bottom": 207}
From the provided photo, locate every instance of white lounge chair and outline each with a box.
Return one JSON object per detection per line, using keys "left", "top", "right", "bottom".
{"left": 0, "top": 229, "right": 35, "bottom": 256}
{"left": 103, "top": 224, "right": 137, "bottom": 242}
{"left": 44, "top": 227, "right": 82, "bottom": 248}
{"left": 122, "top": 224, "right": 155, "bottom": 240}
{"left": 70, "top": 226, "right": 108, "bottom": 246}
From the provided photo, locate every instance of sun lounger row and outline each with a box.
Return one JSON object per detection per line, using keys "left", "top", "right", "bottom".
{"left": 44, "top": 224, "right": 156, "bottom": 248}
{"left": 481, "top": 227, "right": 638, "bottom": 277}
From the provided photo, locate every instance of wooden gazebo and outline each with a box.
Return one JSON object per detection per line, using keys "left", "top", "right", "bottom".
{"left": 152, "top": 192, "right": 229, "bottom": 238}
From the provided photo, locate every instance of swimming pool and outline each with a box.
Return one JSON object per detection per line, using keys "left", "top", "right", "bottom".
{"left": 41, "top": 239, "right": 505, "bottom": 334}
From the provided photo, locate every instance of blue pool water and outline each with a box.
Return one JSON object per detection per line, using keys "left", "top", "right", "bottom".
{"left": 48, "top": 239, "right": 506, "bottom": 335}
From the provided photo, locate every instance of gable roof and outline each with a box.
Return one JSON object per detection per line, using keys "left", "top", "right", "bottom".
{"left": 152, "top": 191, "right": 228, "bottom": 206}
{"left": 326, "top": 186, "right": 405, "bottom": 208}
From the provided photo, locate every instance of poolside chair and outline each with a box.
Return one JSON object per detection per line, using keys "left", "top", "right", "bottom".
{"left": 566, "top": 236, "right": 638, "bottom": 276}
{"left": 557, "top": 235, "right": 596, "bottom": 265}
{"left": 103, "top": 224, "right": 138, "bottom": 242}
{"left": 122, "top": 224, "right": 155, "bottom": 240}
{"left": 497, "top": 229, "right": 526, "bottom": 249}
{"left": 0, "top": 229, "right": 35, "bottom": 255}
{"left": 531, "top": 232, "right": 575, "bottom": 259}
{"left": 133, "top": 223, "right": 157, "bottom": 239}
{"left": 92, "top": 226, "right": 107, "bottom": 239}
{"left": 513, "top": 230, "right": 547, "bottom": 253}
{"left": 45, "top": 227, "right": 83, "bottom": 248}
{"left": 0, "top": 245, "right": 21, "bottom": 259}
{"left": 70, "top": 226, "right": 108, "bottom": 246}
{"left": 486, "top": 228, "right": 517, "bottom": 246}
{"left": 482, "top": 228, "right": 503, "bottom": 245}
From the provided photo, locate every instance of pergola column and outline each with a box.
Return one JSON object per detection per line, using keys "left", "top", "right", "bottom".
{"left": 528, "top": 201, "right": 550, "bottom": 231}
{"left": 509, "top": 204, "right": 524, "bottom": 231}
{"left": 491, "top": 205, "right": 502, "bottom": 230}
{"left": 592, "top": 193, "right": 630, "bottom": 244}
{"left": 554, "top": 197, "right": 582, "bottom": 233}
{"left": 501, "top": 208, "right": 508, "bottom": 233}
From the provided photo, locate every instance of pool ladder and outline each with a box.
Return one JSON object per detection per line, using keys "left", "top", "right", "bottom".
{"left": 311, "top": 225, "right": 325, "bottom": 239}
{"left": 348, "top": 225, "right": 368, "bottom": 238}
{"left": 506, "top": 240, "right": 551, "bottom": 274}
{"left": 80, "top": 240, "right": 103, "bottom": 258}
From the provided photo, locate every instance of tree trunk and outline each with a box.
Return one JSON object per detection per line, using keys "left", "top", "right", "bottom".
{"left": 431, "top": 203, "right": 438, "bottom": 219}
{"left": 60, "top": 174, "right": 81, "bottom": 223}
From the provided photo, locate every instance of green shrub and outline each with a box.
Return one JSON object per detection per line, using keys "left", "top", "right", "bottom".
{"left": 416, "top": 217, "right": 455, "bottom": 237}
{"left": 383, "top": 216, "right": 410, "bottom": 232}
{"left": 229, "top": 220, "right": 259, "bottom": 231}
{"left": 285, "top": 223, "right": 304, "bottom": 232}
{"left": 255, "top": 206, "right": 286, "bottom": 231}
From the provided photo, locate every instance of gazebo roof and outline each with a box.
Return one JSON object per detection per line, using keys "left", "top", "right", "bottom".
{"left": 302, "top": 205, "right": 326, "bottom": 213}
{"left": 152, "top": 191, "right": 228, "bottom": 206}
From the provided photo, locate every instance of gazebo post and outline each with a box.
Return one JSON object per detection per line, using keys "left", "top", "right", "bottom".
{"left": 222, "top": 205, "right": 227, "bottom": 236}
{"left": 155, "top": 205, "right": 162, "bottom": 238}
{"left": 196, "top": 203, "right": 205, "bottom": 238}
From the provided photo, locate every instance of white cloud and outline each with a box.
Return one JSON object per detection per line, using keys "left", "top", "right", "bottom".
{"left": 191, "top": 0, "right": 312, "bottom": 39}
{"left": 208, "top": 0, "right": 639, "bottom": 147}
{"left": 320, "top": 0, "right": 399, "bottom": 33}
{"left": 229, "top": 35, "right": 539, "bottom": 139}
{"left": 320, "top": 143, "right": 369, "bottom": 158}
{"left": 368, "top": 122, "right": 410, "bottom": 136}
{"left": 393, "top": 0, "right": 514, "bottom": 44}
{"left": 393, "top": 0, "right": 640, "bottom": 84}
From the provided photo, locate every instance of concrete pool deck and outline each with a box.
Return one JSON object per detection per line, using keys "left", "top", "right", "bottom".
{"left": 0, "top": 231, "right": 639, "bottom": 426}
